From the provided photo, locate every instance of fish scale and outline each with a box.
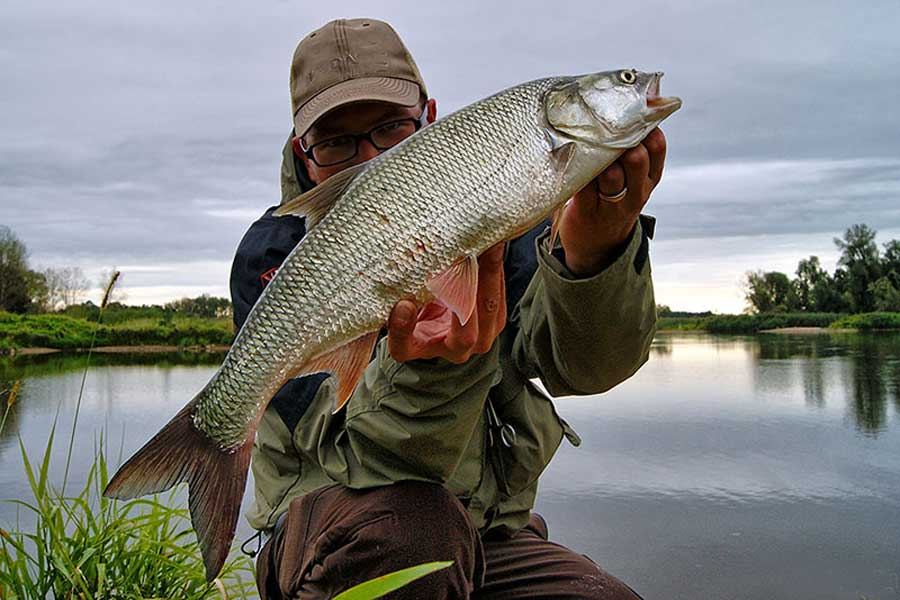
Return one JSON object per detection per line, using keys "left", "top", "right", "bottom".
{"left": 105, "top": 69, "right": 681, "bottom": 581}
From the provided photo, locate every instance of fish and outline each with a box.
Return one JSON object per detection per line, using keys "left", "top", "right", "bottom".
{"left": 103, "top": 68, "right": 681, "bottom": 580}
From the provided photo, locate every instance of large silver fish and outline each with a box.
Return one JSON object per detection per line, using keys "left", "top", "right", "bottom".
{"left": 104, "top": 69, "right": 681, "bottom": 580}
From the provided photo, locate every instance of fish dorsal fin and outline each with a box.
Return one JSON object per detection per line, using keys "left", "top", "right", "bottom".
{"left": 426, "top": 254, "right": 479, "bottom": 326}
{"left": 301, "top": 330, "right": 380, "bottom": 413}
{"left": 272, "top": 162, "right": 367, "bottom": 229}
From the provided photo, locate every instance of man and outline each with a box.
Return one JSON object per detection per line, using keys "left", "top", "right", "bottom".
{"left": 231, "top": 18, "right": 664, "bottom": 599}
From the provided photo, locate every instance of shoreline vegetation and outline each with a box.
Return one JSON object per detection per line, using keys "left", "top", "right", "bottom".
{"left": 658, "top": 311, "right": 900, "bottom": 334}
{"left": 2, "top": 310, "right": 900, "bottom": 355}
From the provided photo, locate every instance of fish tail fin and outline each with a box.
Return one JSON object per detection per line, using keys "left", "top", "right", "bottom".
{"left": 103, "top": 400, "right": 253, "bottom": 581}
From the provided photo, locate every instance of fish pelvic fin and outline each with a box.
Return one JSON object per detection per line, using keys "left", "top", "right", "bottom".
{"left": 273, "top": 161, "right": 366, "bottom": 229}
{"left": 426, "top": 254, "right": 479, "bottom": 326}
{"left": 302, "top": 330, "right": 380, "bottom": 414}
{"left": 103, "top": 401, "right": 254, "bottom": 582}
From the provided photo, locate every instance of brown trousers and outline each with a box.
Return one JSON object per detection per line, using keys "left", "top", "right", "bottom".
{"left": 255, "top": 482, "right": 643, "bottom": 599}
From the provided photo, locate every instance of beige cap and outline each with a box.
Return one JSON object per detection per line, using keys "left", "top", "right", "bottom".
{"left": 290, "top": 18, "right": 428, "bottom": 137}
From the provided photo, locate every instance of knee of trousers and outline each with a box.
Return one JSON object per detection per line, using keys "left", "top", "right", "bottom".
{"left": 318, "top": 481, "right": 484, "bottom": 597}
{"left": 364, "top": 481, "right": 478, "bottom": 557}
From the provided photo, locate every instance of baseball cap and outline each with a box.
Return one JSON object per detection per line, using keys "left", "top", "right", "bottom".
{"left": 290, "top": 18, "right": 428, "bottom": 137}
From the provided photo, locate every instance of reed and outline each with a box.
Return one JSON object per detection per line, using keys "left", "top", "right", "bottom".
{"left": 0, "top": 426, "right": 256, "bottom": 599}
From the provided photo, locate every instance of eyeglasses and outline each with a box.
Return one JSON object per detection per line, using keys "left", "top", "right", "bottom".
{"left": 301, "top": 108, "right": 428, "bottom": 167}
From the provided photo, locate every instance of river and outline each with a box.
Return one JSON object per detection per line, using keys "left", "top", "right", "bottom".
{"left": 1, "top": 331, "right": 898, "bottom": 599}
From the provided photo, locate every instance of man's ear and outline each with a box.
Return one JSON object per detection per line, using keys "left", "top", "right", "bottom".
{"left": 426, "top": 98, "right": 437, "bottom": 124}
{"left": 291, "top": 136, "right": 305, "bottom": 158}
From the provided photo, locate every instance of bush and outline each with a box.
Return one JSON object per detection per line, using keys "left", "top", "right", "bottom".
{"left": 829, "top": 312, "right": 900, "bottom": 330}
{"left": 702, "top": 313, "right": 844, "bottom": 334}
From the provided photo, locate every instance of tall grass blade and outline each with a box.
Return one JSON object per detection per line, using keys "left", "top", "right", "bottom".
{"left": 61, "top": 270, "right": 120, "bottom": 493}
{"left": 332, "top": 561, "right": 454, "bottom": 600}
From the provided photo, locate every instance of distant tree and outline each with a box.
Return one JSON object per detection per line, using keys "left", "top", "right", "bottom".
{"left": 0, "top": 226, "right": 33, "bottom": 313}
{"left": 656, "top": 304, "right": 672, "bottom": 317}
{"left": 834, "top": 224, "right": 881, "bottom": 312}
{"left": 793, "top": 256, "right": 846, "bottom": 312}
{"left": 744, "top": 270, "right": 793, "bottom": 313}
{"left": 43, "top": 266, "right": 90, "bottom": 311}
{"left": 165, "top": 294, "right": 232, "bottom": 319}
{"left": 869, "top": 277, "right": 900, "bottom": 311}
{"left": 882, "top": 239, "right": 900, "bottom": 288}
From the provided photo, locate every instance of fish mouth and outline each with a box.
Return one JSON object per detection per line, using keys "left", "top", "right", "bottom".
{"left": 644, "top": 72, "right": 682, "bottom": 118}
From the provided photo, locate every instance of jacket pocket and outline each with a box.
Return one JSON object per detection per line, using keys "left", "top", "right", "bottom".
{"left": 487, "top": 379, "right": 580, "bottom": 498}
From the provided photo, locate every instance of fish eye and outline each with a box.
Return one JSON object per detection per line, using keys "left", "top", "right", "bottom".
{"left": 619, "top": 70, "right": 636, "bottom": 84}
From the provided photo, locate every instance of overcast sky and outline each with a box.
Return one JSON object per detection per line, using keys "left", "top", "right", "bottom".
{"left": 2, "top": 0, "right": 898, "bottom": 313}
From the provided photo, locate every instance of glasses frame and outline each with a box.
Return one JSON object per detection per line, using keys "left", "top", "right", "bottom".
{"left": 301, "top": 107, "right": 429, "bottom": 167}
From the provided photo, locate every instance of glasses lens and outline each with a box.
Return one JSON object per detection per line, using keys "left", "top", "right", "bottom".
{"left": 371, "top": 120, "right": 417, "bottom": 149}
{"left": 312, "top": 136, "right": 356, "bottom": 166}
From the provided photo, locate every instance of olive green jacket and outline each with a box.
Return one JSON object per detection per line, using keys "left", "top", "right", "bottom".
{"left": 246, "top": 196, "right": 657, "bottom": 533}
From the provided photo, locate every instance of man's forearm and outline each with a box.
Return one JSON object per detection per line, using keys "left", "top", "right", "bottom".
{"left": 512, "top": 216, "right": 657, "bottom": 397}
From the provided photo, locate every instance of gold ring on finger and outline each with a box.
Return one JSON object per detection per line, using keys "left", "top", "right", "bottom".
{"left": 599, "top": 186, "right": 628, "bottom": 202}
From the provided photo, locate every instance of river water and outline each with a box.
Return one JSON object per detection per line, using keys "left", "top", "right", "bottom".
{"left": 1, "top": 331, "right": 898, "bottom": 599}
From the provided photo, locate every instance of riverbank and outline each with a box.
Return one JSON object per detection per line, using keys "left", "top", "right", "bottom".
{"left": 0, "top": 312, "right": 233, "bottom": 352}
{"left": 658, "top": 311, "right": 900, "bottom": 333}
{"left": 3, "top": 311, "right": 900, "bottom": 353}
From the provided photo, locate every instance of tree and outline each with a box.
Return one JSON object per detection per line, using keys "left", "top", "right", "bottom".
{"left": 882, "top": 239, "right": 900, "bottom": 288}
{"left": 0, "top": 226, "right": 32, "bottom": 313}
{"left": 793, "top": 256, "right": 846, "bottom": 312}
{"left": 834, "top": 224, "right": 881, "bottom": 312}
{"left": 43, "top": 266, "right": 90, "bottom": 311}
{"left": 165, "top": 294, "right": 232, "bottom": 319}
{"left": 869, "top": 277, "right": 900, "bottom": 311}
{"left": 744, "top": 270, "right": 793, "bottom": 313}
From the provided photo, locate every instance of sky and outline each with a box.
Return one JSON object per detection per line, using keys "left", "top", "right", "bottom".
{"left": 2, "top": 0, "right": 898, "bottom": 313}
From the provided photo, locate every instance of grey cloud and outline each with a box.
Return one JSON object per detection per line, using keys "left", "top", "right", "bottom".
{"left": 1, "top": 0, "right": 898, "bottom": 305}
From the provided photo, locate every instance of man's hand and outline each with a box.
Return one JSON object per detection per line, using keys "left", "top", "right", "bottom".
{"left": 559, "top": 128, "right": 667, "bottom": 277}
{"left": 388, "top": 243, "right": 507, "bottom": 364}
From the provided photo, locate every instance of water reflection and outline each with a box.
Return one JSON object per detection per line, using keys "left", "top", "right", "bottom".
{"left": 753, "top": 332, "right": 900, "bottom": 435}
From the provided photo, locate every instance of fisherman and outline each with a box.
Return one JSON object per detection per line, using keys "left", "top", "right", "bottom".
{"left": 230, "top": 18, "right": 665, "bottom": 599}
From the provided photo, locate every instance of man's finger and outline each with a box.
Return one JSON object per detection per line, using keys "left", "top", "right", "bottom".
{"left": 387, "top": 299, "right": 419, "bottom": 361}
{"left": 620, "top": 143, "right": 650, "bottom": 209}
{"left": 645, "top": 128, "right": 667, "bottom": 187}
{"left": 597, "top": 162, "right": 626, "bottom": 198}
{"left": 475, "top": 242, "right": 506, "bottom": 351}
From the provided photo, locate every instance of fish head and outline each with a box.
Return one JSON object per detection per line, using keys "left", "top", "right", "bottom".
{"left": 545, "top": 70, "right": 682, "bottom": 149}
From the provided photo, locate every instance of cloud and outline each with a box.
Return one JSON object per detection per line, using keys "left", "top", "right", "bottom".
{"left": 1, "top": 0, "right": 897, "bottom": 309}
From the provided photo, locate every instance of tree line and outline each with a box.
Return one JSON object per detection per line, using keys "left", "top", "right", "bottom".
{"left": 744, "top": 224, "right": 900, "bottom": 314}
{"left": 0, "top": 225, "right": 231, "bottom": 320}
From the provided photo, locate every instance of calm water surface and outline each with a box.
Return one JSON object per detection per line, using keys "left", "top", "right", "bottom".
{"left": 1, "top": 332, "right": 899, "bottom": 599}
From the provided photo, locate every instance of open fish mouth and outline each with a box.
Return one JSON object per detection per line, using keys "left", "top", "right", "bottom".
{"left": 645, "top": 72, "right": 682, "bottom": 117}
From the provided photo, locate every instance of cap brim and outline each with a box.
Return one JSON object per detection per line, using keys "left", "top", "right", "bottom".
{"left": 294, "top": 77, "right": 422, "bottom": 137}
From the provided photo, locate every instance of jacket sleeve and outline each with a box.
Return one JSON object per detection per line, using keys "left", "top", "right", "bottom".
{"left": 295, "top": 333, "right": 501, "bottom": 488}
{"left": 511, "top": 215, "right": 657, "bottom": 396}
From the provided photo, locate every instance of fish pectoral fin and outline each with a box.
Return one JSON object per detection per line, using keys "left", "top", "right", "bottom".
{"left": 426, "top": 254, "right": 479, "bottom": 326}
{"left": 549, "top": 202, "right": 566, "bottom": 250}
{"left": 302, "top": 330, "right": 380, "bottom": 413}
{"left": 103, "top": 401, "right": 253, "bottom": 582}
{"left": 272, "top": 161, "right": 367, "bottom": 229}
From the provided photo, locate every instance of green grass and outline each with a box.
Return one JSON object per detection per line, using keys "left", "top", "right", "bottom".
{"left": 702, "top": 313, "right": 844, "bottom": 334}
{"left": 829, "top": 312, "right": 900, "bottom": 330}
{"left": 0, "top": 427, "right": 256, "bottom": 599}
{"left": 657, "top": 317, "right": 707, "bottom": 331}
{"left": 658, "top": 313, "right": 848, "bottom": 333}
{"left": 0, "top": 312, "right": 233, "bottom": 351}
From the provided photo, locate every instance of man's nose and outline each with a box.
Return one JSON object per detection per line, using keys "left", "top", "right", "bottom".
{"left": 357, "top": 139, "right": 380, "bottom": 162}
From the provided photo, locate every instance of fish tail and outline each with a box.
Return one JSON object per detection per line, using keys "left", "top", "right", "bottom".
{"left": 103, "top": 398, "right": 253, "bottom": 581}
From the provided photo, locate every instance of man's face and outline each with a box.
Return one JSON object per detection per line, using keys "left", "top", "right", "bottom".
{"left": 295, "top": 99, "right": 436, "bottom": 184}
